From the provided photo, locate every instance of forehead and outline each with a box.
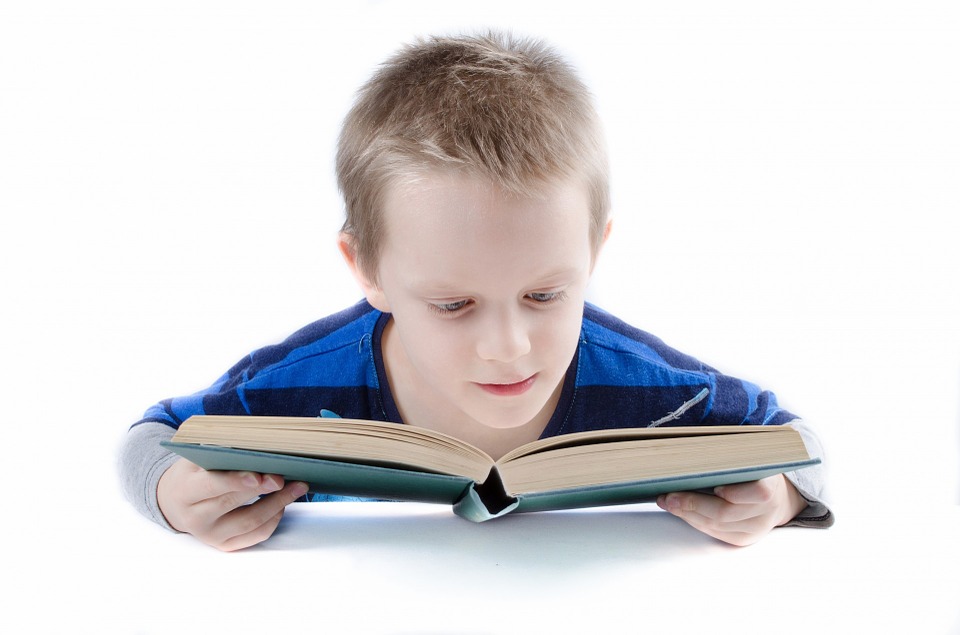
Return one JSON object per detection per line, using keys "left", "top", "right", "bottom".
{"left": 382, "top": 170, "right": 591, "bottom": 236}
{"left": 377, "top": 171, "right": 593, "bottom": 289}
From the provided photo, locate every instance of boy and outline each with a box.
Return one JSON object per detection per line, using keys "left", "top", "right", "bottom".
{"left": 120, "top": 32, "right": 832, "bottom": 551}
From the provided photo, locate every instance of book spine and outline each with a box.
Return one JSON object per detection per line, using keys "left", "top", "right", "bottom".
{"left": 451, "top": 468, "right": 519, "bottom": 522}
{"left": 452, "top": 483, "right": 520, "bottom": 522}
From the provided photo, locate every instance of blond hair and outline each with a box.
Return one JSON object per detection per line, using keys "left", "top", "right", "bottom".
{"left": 336, "top": 32, "right": 609, "bottom": 281}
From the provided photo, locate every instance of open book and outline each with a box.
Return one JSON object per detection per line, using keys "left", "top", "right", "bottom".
{"left": 162, "top": 415, "right": 818, "bottom": 522}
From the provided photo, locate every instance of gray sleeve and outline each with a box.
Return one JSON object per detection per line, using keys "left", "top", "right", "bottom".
{"left": 117, "top": 421, "right": 180, "bottom": 531}
{"left": 781, "top": 419, "right": 835, "bottom": 528}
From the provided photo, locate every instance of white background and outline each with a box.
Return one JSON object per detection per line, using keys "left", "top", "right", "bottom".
{"left": 2, "top": 1, "right": 958, "bottom": 632}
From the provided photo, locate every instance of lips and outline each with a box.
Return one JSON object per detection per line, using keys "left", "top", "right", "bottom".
{"left": 476, "top": 374, "right": 537, "bottom": 396}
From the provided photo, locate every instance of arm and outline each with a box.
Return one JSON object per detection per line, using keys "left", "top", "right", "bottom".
{"left": 117, "top": 304, "right": 381, "bottom": 546}
{"left": 119, "top": 421, "right": 307, "bottom": 551}
{"left": 656, "top": 419, "right": 833, "bottom": 546}
{"left": 780, "top": 419, "right": 834, "bottom": 527}
{"left": 157, "top": 457, "right": 308, "bottom": 551}
{"left": 657, "top": 474, "right": 807, "bottom": 546}
{"left": 118, "top": 421, "right": 181, "bottom": 529}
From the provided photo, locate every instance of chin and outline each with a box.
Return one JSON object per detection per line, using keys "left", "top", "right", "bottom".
{"left": 470, "top": 402, "right": 549, "bottom": 430}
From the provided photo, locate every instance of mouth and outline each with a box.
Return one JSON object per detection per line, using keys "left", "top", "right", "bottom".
{"left": 476, "top": 374, "right": 538, "bottom": 397}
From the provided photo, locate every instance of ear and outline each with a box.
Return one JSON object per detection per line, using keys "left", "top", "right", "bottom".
{"left": 601, "top": 218, "right": 613, "bottom": 247}
{"left": 589, "top": 219, "right": 613, "bottom": 273}
{"left": 337, "top": 233, "right": 391, "bottom": 312}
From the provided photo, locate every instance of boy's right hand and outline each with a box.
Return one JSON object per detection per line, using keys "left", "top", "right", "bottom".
{"left": 157, "top": 458, "right": 309, "bottom": 551}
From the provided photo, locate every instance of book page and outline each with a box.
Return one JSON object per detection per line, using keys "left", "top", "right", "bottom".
{"left": 498, "top": 428, "right": 810, "bottom": 495}
{"left": 497, "top": 425, "right": 779, "bottom": 464}
{"left": 172, "top": 415, "right": 494, "bottom": 482}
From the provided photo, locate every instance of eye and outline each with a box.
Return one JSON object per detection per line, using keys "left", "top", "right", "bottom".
{"left": 429, "top": 300, "right": 470, "bottom": 315}
{"left": 526, "top": 290, "right": 567, "bottom": 305}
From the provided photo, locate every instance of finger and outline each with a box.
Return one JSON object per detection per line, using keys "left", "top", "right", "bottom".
{"left": 657, "top": 500, "right": 765, "bottom": 546}
{"left": 659, "top": 491, "right": 761, "bottom": 525}
{"left": 218, "top": 509, "right": 286, "bottom": 552}
{"left": 169, "top": 471, "right": 285, "bottom": 538}
{"left": 690, "top": 523, "right": 762, "bottom": 547}
{"left": 658, "top": 491, "right": 778, "bottom": 537}
{"left": 185, "top": 472, "right": 286, "bottom": 526}
{"left": 658, "top": 490, "right": 784, "bottom": 546}
{"left": 206, "top": 481, "right": 309, "bottom": 551}
{"left": 713, "top": 476, "right": 780, "bottom": 506}
{"left": 189, "top": 468, "right": 282, "bottom": 504}
{"left": 677, "top": 504, "right": 771, "bottom": 535}
{"left": 213, "top": 481, "right": 309, "bottom": 551}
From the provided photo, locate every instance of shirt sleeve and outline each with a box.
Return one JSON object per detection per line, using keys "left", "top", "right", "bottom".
{"left": 118, "top": 421, "right": 179, "bottom": 531}
{"left": 780, "top": 419, "right": 835, "bottom": 527}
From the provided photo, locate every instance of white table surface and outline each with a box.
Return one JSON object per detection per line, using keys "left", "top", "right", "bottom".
{"left": 11, "top": 499, "right": 959, "bottom": 634}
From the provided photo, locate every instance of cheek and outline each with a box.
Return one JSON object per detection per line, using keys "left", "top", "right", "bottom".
{"left": 533, "top": 308, "right": 582, "bottom": 359}
{"left": 404, "top": 321, "right": 467, "bottom": 372}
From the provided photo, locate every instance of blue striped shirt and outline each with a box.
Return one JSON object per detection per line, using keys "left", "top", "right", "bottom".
{"left": 137, "top": 300, "right": 795, "bottom": 435}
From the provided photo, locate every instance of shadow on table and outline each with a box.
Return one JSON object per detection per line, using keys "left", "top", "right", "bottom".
{"left": 257, "top": 502, "right": 725, "bottom": 568}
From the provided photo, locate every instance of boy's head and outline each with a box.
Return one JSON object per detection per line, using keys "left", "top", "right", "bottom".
{"left": 336, "top": 31, "right": 610, "bottom": 283}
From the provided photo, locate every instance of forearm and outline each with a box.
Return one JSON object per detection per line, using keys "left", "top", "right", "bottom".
{"left": 782, "top": 419, "right": 834, "bottom": 527}
{"left": 118, "top": 421, "right": 180, "bottom": 531}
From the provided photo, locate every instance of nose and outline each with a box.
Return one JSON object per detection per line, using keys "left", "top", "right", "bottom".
{"left": 475, "top": 307, "right": 531, "bottom": 363}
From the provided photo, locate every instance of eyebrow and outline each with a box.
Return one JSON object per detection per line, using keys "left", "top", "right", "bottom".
{"left": 412, "top": 267, "right": 583, "bottom": 294}
{"left": 528, "top": 267, "right": 583, "bottom": 285}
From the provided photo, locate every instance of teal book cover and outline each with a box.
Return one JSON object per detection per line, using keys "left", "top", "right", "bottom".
{"left": 162, "top": 429, "right": 819, "bottom": 523}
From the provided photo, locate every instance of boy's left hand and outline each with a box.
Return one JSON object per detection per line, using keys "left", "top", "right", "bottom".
{"left": 656, "top": 475, "right": 807, "bottom": 546}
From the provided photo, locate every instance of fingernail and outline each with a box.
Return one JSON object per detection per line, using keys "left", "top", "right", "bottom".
{"left": 661, "top": 494, "right": 680, "bottom": 513}
{"left": 262, "top": 475, "right": 282, "bottom": 491}
{"left": 240, "top": 473, "right": 259, "bottom": 488}
{"left": 292, "top": 482, "right": 309, "bottom": 497}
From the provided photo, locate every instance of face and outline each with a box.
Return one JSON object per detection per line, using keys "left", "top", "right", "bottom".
{"left": 343, "top": 171, "right": 604, "bottom": 435}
